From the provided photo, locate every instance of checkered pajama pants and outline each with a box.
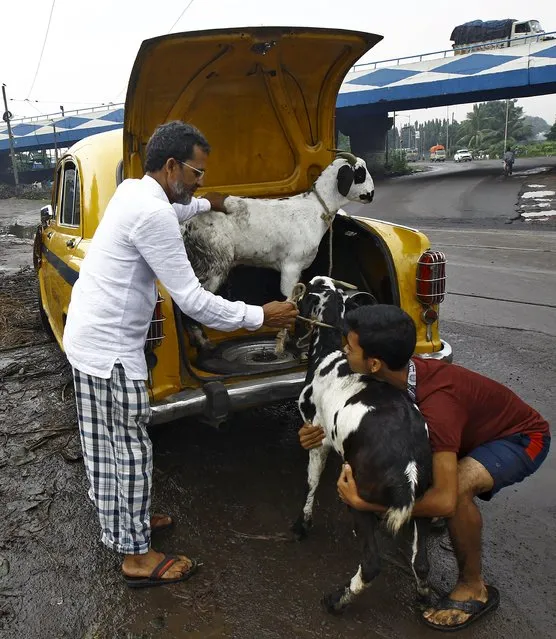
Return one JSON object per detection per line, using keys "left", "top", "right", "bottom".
{"left": 72, "top": 363, "right": 153, "bottom": 554}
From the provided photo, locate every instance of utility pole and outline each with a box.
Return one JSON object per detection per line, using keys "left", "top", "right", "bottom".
{"left": 51, "top": 120, "right": 59, "bottom": 163}
{"left": 2, "top": 83, "right": 19, "bottom": 185}
{"left": 445, "top": 105, "right": 449, "bottom": 157}
{"left": 503, "top": 99, "right": 510, "bottom": 152}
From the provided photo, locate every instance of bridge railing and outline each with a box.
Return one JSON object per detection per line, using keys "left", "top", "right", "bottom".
{"left": 350, "top": 30, "right": 556, "bottom": 73}
{"left": 10, "top": 102, "right": 125, "bottom": 124}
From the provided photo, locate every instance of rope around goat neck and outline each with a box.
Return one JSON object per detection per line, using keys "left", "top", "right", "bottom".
{"left": 311, "top": 186, "right": 334, "bottom": 277}
{"left": 288, "top": 282, "right": 340, "bottom": 329}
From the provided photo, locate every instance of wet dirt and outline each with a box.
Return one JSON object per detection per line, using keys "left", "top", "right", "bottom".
{"left": 0, "top": 199, "right": 49, "bottom": 274}
{"left": 0, "top": 226, "right": 555, "bottom": 638}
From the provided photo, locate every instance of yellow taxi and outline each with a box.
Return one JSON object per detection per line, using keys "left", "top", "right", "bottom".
{"left": 34, "top": 26, "right": 451, "bottom": 425}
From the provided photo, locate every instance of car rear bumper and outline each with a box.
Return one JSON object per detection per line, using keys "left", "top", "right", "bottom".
{"left": 150, "top": 340, "right": 453, "bottom": 426}
{"left": 150, "top": 370, "right": 306, "bottom": 425}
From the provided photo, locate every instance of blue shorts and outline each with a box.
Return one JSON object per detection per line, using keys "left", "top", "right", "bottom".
{"left": 468, "top": 433, "right": 551, "bottom": 501}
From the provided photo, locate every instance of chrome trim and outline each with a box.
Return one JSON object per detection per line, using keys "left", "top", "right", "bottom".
{"left": 417, "top": 340, "right": 453, "bottom": 363}
{"left": 350, "top": 213, "right": 420, "bottom": 234}
{"left": 150, "top": 370, "right": 306, "bottom": 425}
{"left": 150, "top": 340, "right": 454, "bottom": 425}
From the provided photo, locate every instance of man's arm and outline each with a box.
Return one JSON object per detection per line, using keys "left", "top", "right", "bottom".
{"left": 337, "top": 452, "right": 458, "bottom": 519}
{"left": 130, "top": 207, "right": 296, "bottom": 331}
{"left": 173, "top": 192, "right": 230, "bottom": 223}
{"left": 172, "top": 197, "right": 211, "bottom": 223}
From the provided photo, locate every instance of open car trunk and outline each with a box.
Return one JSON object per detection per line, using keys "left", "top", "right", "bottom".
{"left": 178, "top": 215, "right": 398, "bottom": 378}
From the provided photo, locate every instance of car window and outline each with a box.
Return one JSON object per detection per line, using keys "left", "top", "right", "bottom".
{"left": 59, "top": 161, "right": 81, "bottom": 228}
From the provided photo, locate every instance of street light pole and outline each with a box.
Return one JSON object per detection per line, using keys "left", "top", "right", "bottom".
{"left": 2, "top": 83, "right": 19, "bottom": 186}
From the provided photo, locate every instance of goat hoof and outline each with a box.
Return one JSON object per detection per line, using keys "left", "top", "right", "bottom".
{"left": 291, "top": 516, "right": 312, "bottom": 541}
{"left": 321, "top": 590, "right": 348, "bottom": 615}
{"left": 430, "top": 516, "right": 448, "bottom": 533}
{"left": 416, "top": 588, "right": 433, "bottom": 608}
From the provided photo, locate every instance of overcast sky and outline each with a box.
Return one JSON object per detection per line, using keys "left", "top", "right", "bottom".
{"left": 2, "top": 0, "right": 555, "bottom": 127}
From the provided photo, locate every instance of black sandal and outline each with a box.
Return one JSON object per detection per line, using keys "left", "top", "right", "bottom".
{"left": 124, "top": 555, "right": 199, "bottom": 589}
{"left": 421, "top": 585, "right": 500, "bottom": 632}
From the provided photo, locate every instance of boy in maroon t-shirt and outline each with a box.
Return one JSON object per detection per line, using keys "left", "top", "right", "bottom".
{"left": 299, "top": 304, "right": 550, "bottom": 632}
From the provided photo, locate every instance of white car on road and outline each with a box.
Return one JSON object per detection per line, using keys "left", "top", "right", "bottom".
{"left": 454, "top": 149, "right": 473, "bottom": 162}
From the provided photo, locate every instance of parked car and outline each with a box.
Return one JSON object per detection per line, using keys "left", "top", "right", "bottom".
{"left": 454, "top": 149, "right": 473, "bottom": 162}
{"left": 34, "top": 26, "right": 452, "bottom": 426}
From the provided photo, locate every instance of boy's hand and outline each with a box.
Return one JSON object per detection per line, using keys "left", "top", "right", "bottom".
{"left": 298, "top": 424, "right": 325, "bottom": 449}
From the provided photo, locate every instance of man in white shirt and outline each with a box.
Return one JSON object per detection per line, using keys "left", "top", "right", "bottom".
{"left": 64, "top": 121, "right": 297, "bottom": 588}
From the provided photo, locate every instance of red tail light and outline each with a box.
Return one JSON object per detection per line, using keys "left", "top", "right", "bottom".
{"left": 416, "top": 250, "right": 446, "bottom": 306}
{"left": 145, "top": 295, "right": 166, "bottom": 349}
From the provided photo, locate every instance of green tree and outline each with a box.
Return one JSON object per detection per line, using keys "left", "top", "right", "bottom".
{"left": 547, "top": 119, "right": 556, "bottom": 142}
{"left": 482, "top": 100, "right": 532, "bottom": 145}
{"left": 456, "top": 103, "right": 496, "bottom": 150}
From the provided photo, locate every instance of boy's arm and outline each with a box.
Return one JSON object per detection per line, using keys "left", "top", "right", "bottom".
{"left": 338, "top": 451, "right": 458, "bottom": 519}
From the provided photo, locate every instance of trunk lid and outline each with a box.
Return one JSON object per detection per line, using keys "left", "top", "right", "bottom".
{"left": 123, "top": 26, "right": 381, "bottom": 196}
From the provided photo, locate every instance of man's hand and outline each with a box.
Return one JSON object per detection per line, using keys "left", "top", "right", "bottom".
{"left": 204, "top": 192, "right": 229, "bottom": 213}
{"left": 298, "top": 424, "right": 325, "bottom": 450}
{"left": 262, "top": 301, "right": 298, "bottom": 329}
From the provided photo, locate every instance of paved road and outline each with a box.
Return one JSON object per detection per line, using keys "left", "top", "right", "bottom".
{"left": 346, "top": 158, "right": 556, "bottom": 336}
{"left": 351, "top": 157, "right": 556, "bottom": 227}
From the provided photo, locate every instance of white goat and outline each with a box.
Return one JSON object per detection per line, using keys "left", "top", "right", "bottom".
{"left": 181, "top": 153, "right": 375, "bottom": 301}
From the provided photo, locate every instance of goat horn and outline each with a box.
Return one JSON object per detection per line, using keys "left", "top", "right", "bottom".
{"left": 328, "top": 149, "right": 358, "bottom": 166}
{"left": 330, "top": 278, "right": 358, "bottom": 290}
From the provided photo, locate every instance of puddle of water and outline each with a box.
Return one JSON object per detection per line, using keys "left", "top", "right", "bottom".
{"left": 522, "top": 191, "right": 555, "bottom": 199}
{"left": 0, "top": 223, "right": 37, "bottom": 239}
{"left": 522, "top": 210, "right": 556, "bottom": 219}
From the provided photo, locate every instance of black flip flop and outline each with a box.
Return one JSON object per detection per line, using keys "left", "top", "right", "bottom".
{"left": 124, "top": 555, "right": 199, "bottom": 589}
{"left": 421, "top": 585, "right": 500, "bottom": 632}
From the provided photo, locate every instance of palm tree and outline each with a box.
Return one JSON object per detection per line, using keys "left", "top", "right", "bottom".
{"left": 456, "top": 104, "right": 496, "bottom": 150}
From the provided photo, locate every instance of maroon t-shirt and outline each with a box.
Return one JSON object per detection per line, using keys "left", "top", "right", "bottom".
{"left": 412, "top": 358, "right": 550, "bottom": 456}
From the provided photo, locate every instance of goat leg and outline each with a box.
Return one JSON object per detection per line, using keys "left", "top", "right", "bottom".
{"left": 183, "top": 318, "right": 215, "bottom": 351}
{"left": 291, "top": 444, "right": 330, "bottom": 540}
{"left": 322, "top": 510, "right": 381, "bottom": 614}
{"left": 410, "top": 518, "right": 432, "bottom": 606}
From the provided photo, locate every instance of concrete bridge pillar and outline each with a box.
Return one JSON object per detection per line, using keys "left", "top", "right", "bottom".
{"left": 336, "top": 106, "right": 393, "bottom": 174}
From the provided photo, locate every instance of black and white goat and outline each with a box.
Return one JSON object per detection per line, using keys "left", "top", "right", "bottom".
{"left": 181, "top": 153, "right": 374, "bottom": 300}
{"left": 292, "top": 277, "right": 432, "bottom": 614}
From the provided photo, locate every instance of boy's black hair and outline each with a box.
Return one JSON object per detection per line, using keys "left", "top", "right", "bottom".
{"left": 145, "top": 121, "right": 211, "bottom": 172}
{"left": 345, "top": 304, "right": 417, "bottom": 371}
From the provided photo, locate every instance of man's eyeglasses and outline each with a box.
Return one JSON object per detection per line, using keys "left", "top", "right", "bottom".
{"left": 178, "top": 160, "right": 205, "bottom": 178}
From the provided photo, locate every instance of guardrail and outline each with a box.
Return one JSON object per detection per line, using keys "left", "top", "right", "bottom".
{"left": 350, "top": 30, "right": 556, "bottom": 73}
{"left": 10, "top": 102, "right": 125, "bottom": 124}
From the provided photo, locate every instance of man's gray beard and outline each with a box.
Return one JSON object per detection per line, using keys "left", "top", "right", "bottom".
{"left": 170, "top": 180, "right": 193, "bottom": 205}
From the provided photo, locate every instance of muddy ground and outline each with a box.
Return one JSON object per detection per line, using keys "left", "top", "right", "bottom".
{"left": 0, "top": 195, "right": 555, "bottom": 639}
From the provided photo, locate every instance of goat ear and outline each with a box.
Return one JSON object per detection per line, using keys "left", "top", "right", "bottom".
{"left": 336, "top": 164, "right": 354, "bottom": 197}
{"left": 344, "top": 291, "right": 378, "bottom": 314}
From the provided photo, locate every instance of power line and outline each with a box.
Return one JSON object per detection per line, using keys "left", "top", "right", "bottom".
{"left": 112, "top": 0, "right": 197, "bottom": 101}
{"left": 24, "top": 99, "right": 44, "bottom": 115}
{"left": 167, "top": 0, "right": 196, "bottom": 33}
{"left": 27, "top": 0, "right": 57, "bottom": 98}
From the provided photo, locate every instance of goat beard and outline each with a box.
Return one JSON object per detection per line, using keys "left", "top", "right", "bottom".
{"left": 169, "top": 177, "right": 193, "bottom": 205}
